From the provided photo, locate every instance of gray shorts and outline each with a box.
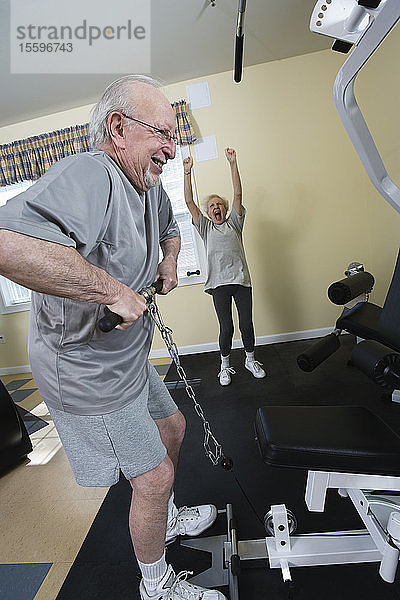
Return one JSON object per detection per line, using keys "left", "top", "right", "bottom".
{"left": 48, "top": 362, "right": 178, "bottom": 487}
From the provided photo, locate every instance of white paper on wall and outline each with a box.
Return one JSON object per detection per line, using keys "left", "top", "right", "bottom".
{"left": 186, "top": 81, "right": 211, "bottom": 110}
{"left": 194, "top": 136, "right": 219, "bottom": 162}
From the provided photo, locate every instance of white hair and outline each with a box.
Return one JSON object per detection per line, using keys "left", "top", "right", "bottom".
{"left": 202, "top": 194, "right": 229, "bottom": 215}
{"left": 88, "top": 74, "right": 161, "bottom": 149}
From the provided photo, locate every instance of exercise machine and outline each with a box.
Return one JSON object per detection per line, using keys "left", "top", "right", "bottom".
{"left": 0, "top": 378, "right": 32, "bottom": 472}
{"left": 180, "top": 338, "right": 400, "bottom": 598}
{"left": 299, "top": 0, "right": 400, "bottom": 403}
{"left": 182, "top": 2, "right": 400, "bottom": 598}
{"left": 297, "top": 252, "right": 400, "bottom": 402}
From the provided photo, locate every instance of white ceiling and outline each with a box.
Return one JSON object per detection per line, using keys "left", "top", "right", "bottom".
{"left": 0, "top": 0, "right": 332, "bottom": 128}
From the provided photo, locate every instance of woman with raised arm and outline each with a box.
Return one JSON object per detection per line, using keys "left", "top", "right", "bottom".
{"left": 183, "top": 148, "right": 266, "bottom": 386}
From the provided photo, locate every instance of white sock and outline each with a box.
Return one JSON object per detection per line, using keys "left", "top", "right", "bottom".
{"left": 246, "top": 351, "right": 255, "bottom": 362}
{"left": 138, "top": 552, "right": 168, "bottom": 594}
{"left": 221, "top": 354, "right": 230, "bottom": 368}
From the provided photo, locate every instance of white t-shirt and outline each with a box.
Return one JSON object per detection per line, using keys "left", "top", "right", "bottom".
{"left": 194, "top": 206, "right": 251, "bottom": 294}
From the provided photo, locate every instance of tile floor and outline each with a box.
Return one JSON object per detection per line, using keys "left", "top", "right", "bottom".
{"left": 0, "top": 357, "right": 172, "bottom": 600}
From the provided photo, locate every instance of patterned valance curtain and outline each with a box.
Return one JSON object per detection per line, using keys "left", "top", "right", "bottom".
{"left": 172, "top": 100, "right": 196, "bottom": 145}
{"left": 0, "top": 124, "right": 89, "bottom": 186}
{"left": 0, "top": 99, "right": 196, "bottom": 187}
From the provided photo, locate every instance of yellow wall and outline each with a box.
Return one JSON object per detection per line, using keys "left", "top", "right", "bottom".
{"left": 1, "top": 31, "right": 400, "bottom": 369}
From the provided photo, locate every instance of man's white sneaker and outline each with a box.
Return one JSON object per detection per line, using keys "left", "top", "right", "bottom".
{"left": 218, "top": 367, "right": 235, "bottom": 386}
{"left": 166, "top": 504, "right": 217, "bottom": 545}
{"left": 245, "top": 359, "right": 266, "bottom": 379}
{"left": 139, "top": 565, "right": 227, "bottom": 600}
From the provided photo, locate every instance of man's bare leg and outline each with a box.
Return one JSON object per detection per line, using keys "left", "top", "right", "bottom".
{"left": 155, "top": 409, "right": 186, "bottom": 473}
{"left": 130, "top": 409, "right": 224, "bottom": 598}
{"left": 129, "top": 454, "right": 174, "bottom": 563}
{"left": 155, "top": 408, "right": 217, "bottom": 546}
{"left": 129, "top": 410, "right": 185, "bottom": 560}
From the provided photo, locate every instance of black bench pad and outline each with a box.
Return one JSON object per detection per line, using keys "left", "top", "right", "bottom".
{"left": 336, "top": 303, "right": 400, "bottom": 352}
{"left": 255, "top": 405, "right": 400, "bottom": 476}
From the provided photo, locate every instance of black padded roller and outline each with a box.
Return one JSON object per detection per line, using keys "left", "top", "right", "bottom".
{"left": 351, "top": 340, "right": 400, "bottom": 390}
{"left": 328, "top": 271, "right": 375, "bottom": 305}
{"left": 297, "top": 333, "right": 341, "bottom": 372}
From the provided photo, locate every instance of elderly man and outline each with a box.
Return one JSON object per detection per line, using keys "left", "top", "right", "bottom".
{"left": 0, "top": 75, "right": 226, "bottom": 600}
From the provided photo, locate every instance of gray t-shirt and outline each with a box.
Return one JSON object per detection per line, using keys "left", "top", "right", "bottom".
{"left": 0, "top": 151, "right": 180, "bottom": 415}
{"left": 194, "top": 206, "right": 251, "bottom": 294}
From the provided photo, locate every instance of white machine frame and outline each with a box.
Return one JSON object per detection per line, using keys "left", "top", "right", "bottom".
{"left": 183, "top": 473, "right": 400, "bottom": 599}
{"left": 266, "top": 472, "right": 400, "bottom": 583}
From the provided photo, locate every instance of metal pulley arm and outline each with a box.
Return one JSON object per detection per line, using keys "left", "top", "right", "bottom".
{"left": 333, "top": 0, "right": 400, "bottom": 215}
{"left": 310, "top": 0, "right": 400, "bottom": 214}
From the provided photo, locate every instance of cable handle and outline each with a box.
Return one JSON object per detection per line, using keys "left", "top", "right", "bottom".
{"left": 98, "top": 279, "right": 163, "bottom": 333}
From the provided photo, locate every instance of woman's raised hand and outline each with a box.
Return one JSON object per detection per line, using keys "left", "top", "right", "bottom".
{"left": 225, "top": 147, "right": 237, "bottom": 164}
{"left": 183, "top": 156, "right": 193, "bottom": 174}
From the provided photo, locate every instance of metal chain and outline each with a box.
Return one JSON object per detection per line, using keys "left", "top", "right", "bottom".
{"left": 147, "top": 298, "right": 223, "bottom": 466}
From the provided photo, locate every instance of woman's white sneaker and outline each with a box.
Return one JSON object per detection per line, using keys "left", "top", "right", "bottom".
{"left": 245, "top": 359, "right": 266, "bottom": 379}
{"left": 218, "top": 367, "right": 235, "bottom": 386}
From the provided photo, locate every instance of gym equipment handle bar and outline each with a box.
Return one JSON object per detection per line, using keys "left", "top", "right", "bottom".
{"left": 98, "top": 280, "right": 163, "bottom": 333}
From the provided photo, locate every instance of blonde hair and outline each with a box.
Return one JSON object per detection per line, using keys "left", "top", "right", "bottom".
{"left": 202, "top": 194, "right": 229, "bottom": 215}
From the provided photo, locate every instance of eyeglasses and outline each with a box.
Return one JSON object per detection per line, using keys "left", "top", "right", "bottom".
{"left": 121, "top": 113, "right": 178, "bottom": 144}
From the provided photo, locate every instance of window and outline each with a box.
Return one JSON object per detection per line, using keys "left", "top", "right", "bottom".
{"left": 0, "top": 180, "right": 33, "bottom": 314}
{"left": 160, "top": 144, "right": 206, "bottom": 286}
